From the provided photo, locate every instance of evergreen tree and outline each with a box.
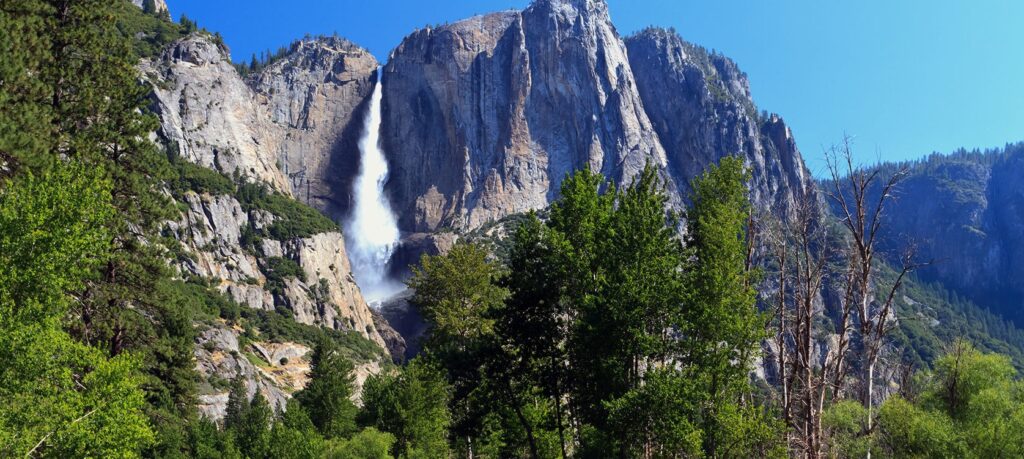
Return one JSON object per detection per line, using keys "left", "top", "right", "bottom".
{"left": 141, "top": 0, "right": 157, "bottom": 15}
{"left": 237, "top": 391, "right": 272, "bottom": 458}
{"left": 267, "top": 399, "right": 325, "bottom": 459}
{"left": 360, "top": 359, "right": 451, "bottom": 458}
{"left": 0, "top": 0, "right": 54, "bottom": 172}
{"left": 296, "top": 338, "right": 359, "bottom": 439}
{"left": 224, "top": 375, "right": 249, "bottom": 431}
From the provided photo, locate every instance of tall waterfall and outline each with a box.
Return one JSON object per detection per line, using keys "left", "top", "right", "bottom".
{"left": 344, "top": 71, "right": 401, "bottom": 305}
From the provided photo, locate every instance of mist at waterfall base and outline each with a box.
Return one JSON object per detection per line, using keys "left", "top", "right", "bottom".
{"left": 343, "top": 73, "right": 403, "bottom": 306}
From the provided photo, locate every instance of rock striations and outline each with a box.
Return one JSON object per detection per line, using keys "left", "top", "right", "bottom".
{"left": 143, "top": 33, "right": 396, "bottom": 417}
{"left": 381, "top": 0, "right": 671, "bottom": 232}
{"left": 380, "top": 0, "right": 814, "bottom": 235}
{"left": 141, "top": 0, "right": 818, "bottom": 416}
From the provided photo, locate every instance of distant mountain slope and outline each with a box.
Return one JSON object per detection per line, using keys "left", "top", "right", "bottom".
{"left": 830, "top": 143, "right": 1024, "bottom": 326}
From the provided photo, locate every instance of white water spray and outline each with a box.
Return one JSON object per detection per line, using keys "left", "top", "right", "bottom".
{"left": 344, "top": 70, "right": 402, "bottom": 305}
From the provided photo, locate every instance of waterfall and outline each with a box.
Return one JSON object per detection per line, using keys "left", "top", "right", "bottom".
{"left": 344, "top": 70, "right": 402, "bottom": 305}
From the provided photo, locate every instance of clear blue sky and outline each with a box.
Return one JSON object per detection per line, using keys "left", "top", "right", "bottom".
{"left": 168, "top": 0, "right": 1024, "bottom": 176}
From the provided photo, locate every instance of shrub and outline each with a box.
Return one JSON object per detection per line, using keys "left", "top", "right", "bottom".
{"left": 237, "top": 182, "right": 338, "bottom": 240}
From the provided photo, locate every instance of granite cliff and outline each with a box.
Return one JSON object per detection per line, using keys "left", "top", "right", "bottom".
{"left": 142, "top": 33, "right": 396, "bottom": 417}
{"left": 847, "top": 144, "right": 1024, "bottom": 324}
{"left": 141, "top": 0, "right": 819, "bottom": 412}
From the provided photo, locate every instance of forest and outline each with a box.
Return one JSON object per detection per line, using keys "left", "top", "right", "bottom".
{"left": 0, "top": 1, "right": 1022, "bottom": 458}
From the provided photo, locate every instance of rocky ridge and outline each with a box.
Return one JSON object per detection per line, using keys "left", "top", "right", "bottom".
{"left": 141, "top": 0, "right": 819, "bottom": 415}
{"left": 142, "top": 33, "right": 398, "bottom": 418}
{"left": 379, "top": 1, "right": 815, "bottom": 236}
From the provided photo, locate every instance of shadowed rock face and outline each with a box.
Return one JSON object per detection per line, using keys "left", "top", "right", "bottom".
{"left": 851, "top": 146, "right": 1024, "bottom": 323}
{"left": 380, "top": 1, "right": 814, "bottom": 234}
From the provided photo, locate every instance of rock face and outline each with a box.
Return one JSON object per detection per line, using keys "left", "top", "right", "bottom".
{"left": 381, "top": 0, "right": 670, "bottom": 232}
{"left": 380, "top": 1, "right": 814, "bottom": 234}
{"left": 624, "top": 28, "right": 813, "bottom": 212}
{"left": 132, "top": 0, "right": 169, "bottom": 14}
{"left": 142, "top": 34, "right": 398, "bottom": 417}
{"left": 143, "top": 0, "right": 820, "bottom": 403}
{"left": 144, "top": 34, "right": 378, "bottom": 216}
{"left": 855, "top": 144, "right": 1024, "bottom": 324}
{"left": 165, "top": 191, "right": 386, "bottom": 348}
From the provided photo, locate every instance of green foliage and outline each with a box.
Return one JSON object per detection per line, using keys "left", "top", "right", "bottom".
{"left": 0, "top": 162, "right": 154, "bottom": 456}
{"left": 682, "top": 156, "right": 769, "bottom": 455}
{"left": 849, "top": 341, "right": 1024, "bottom": 459}
{"left": 408, "top": 160, "right": 779, "bottom": 457}
{"left": 822, "top": 400, "right": 874, "bottom": 458}
{"left": 605, "top": 368, "right": 703, "bottom": 457}
{"left": 112, "top": 0, "right": 188, "bottom": 59}
{"left": 0, "top": 0, "right": 52, "bottom": 172}
{"left": 237, "top": 182, "right": 339, "bottom": 240}
{"left": 407, "top": 243, "right": 507, "bottom": 440}
{"left": 224, "top": 376, "right": 248, "bottom": 432}
{"left": 262, "top": 256, "right": 307, "bottom": 294}
{"left": 409, "top": 243, "right": 507, "bottom": 350}
{"left": 360, "top": 359, "right": 451, "bottom": 458}
{"left": 296, "top": 339, "right": 359, "bottom": 439}
{"left": 267, "top": 400, "right": 325, "bottom": 459}
{"left": 236, "top": 391, "right": 273, "bottom": 458}
{"left": 168, "top": 153, "right": 236, "bottom": 198}
{"left": 323, "top": 428, "right": 396, "bottom": 459}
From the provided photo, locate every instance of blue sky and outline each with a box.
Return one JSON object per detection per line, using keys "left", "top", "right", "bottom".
{"left": 168, "top": 0, "right": 1024, "bottom": 175}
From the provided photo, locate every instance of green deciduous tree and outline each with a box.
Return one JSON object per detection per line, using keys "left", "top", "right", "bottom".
{"left": 323, "top": 428, "right": 396, "bottom": 459}
{"left": 408, "top": 242, "right": 508, "bottom": 444}
{"left": 0, "top": 163, "right": 154, "bottom": 457}
{"left": 682, "top": 156, "right": 774, "bottom": 456}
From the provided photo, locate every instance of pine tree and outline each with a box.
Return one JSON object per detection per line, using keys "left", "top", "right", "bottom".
{"left": 237, "top": 391, "right": 272, "bottom": 458}
{"left": 224, "top": 375, "right": 249, "bottom": 431}
{"left": 0, "top": 0, "right": 54, "bottom": 172}
{"left": 141, "top": 0, "right": 157, "bottom": 15}
{"left": 267, "top": 399, "right": 325, "bottom": 459}
{"left": 296, "top": 338, "right": 358, "bottom": 439}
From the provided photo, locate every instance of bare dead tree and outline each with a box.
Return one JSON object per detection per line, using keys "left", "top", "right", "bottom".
{"left": 825, "top": 137, "right": 925, "bottom": 457}
{"left": 766, "top": 194, "right": 833, "bottom": 459}
{"left": 789, "top": 195, "right": 833, "bottom": 459}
